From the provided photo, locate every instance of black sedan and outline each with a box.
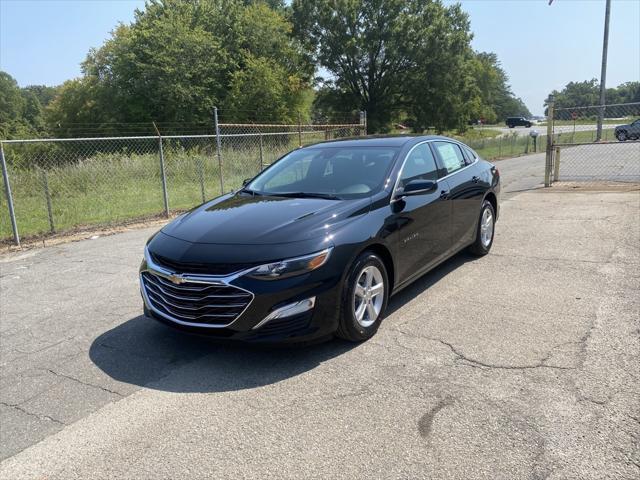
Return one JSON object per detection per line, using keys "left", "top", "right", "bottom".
{"left": 140, "top": 136, "right": 500, "bottom": 343}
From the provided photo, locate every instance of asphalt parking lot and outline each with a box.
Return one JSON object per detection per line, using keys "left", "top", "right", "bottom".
{"left": 1, "top": 158, "right": 639, "bottom": 479}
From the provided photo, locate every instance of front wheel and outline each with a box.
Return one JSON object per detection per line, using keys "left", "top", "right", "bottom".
{"left": 336, "top": 252, "right": 389, "bottom": 342}
{"left": 468, "top": 200, "right": 496, "bottom": 256}
{"left": 616, "top": 130, "right": 628, "bottom": 141}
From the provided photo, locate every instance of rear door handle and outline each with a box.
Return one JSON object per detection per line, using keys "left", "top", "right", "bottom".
{"left": 472, "top": 176, "right": 480, "bottom": 183}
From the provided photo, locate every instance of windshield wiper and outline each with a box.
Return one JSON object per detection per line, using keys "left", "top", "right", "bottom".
{"left": 239, "top": 187, "right": 263, "bottom": 196}
{"left": 274, "top": 192, "right": 341, "bottom": 200}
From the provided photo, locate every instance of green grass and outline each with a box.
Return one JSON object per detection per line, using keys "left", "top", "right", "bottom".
{"left": 0, "top": 137, "right": 315, "bottom": 241}
{"left": 552, "top": 126, "right": 617, "bottom": 144}
{"left": 462, "top": 132, "right": 546, "bottom": 159}
{"left": 451, "top": 128, "right": 503, "bottom": 141}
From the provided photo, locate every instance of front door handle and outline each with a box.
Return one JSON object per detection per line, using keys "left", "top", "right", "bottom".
{"left": 439, "top": 190, "right": 449, "bottom": 200}
{"left": 471, "top": 176, "right": 480, "bottom": 183}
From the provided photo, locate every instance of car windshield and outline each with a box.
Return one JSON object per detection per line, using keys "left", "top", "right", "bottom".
{"left": 246, "top": 146, "right": 399, "bottom": 199}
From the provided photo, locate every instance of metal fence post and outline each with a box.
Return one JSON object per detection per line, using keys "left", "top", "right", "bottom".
{"left": 259, "top": 134, "right": 264, "bottom": 171}
{"left": 40, "top": 167, "right": 55, "bottom": 233}
{"left": 213, "top": 107, "right": 224, "bottom": 194}
{"left": 545, "top": 98, "right": 555, "bottom": 187}
{"left": 553, "top": 146, "right": 561, "bottom": 183}
{"left": 297, "top": 112, "right": 303, "bottom": 147}
{"left": 197, "top": 158, "right": 206, "bottom": 203}
{"left": 0, "top": 142, "right": 20, "bottom": 246}
{"left": 153, "top": 123, "right": 170, "bottom": 217}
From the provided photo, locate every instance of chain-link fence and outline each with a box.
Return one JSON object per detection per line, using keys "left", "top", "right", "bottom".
{"left": 1, "top": 115, "right": 364, "bottom": 245}
{"left": 548, "top": 102, "right": 640, "bottom": 185}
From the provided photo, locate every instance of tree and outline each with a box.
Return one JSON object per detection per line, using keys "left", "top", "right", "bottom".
{"left": 293, "top": 0, "right": 474, "bottom": 132}
{"left": 547, "top": 79, "right": 600, "bottom": 110}
{"left": 606, "top": 81, "right": 640, "bottom": 105}
{"left": 46, "top": 0, "right": 313, "bottom": 134}
{"left": 469, "top": 52, "right": 531, "bottom": 122}
{"left": 293, "top": 0, "right": 527, "bottom": 132}
{"left": 0, "top": 71, "right": 50, "bottom": 138}
{"left": 0, "top": 72, "right": 25, "bottom": 137}
{"left": 546, "top": 80, "right": 639, "bottom": 119}
{"left": 406, "top": 2, "right": 479, "bottom": 132}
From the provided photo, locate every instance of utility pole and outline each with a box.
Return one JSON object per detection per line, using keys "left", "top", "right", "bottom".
{"left": 596, "top": 0, "right": 611, "bottom": 142}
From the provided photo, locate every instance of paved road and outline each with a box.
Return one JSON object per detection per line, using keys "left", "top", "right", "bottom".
{"left": 483, "top": 123, "right": 622, "bottom": 138}
{"left": 1, "top": 155, "right": 639, "bottom": 479}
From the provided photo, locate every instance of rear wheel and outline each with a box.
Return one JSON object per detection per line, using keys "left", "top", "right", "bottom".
{"left": 468, "top": 200, "right": 496, "bottom": 256}
{"left": 336, "top": 252, "right": 389, "bottom": 342}
{"left": 616, "top": 130, "right": 628, "bottom": 141}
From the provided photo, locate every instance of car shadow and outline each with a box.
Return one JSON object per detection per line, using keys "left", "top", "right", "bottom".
{"left": 89, "top": 250, "right": 475, "bottom": 394}
{"left": 89, "top": 315, "right": 356, "bottom": 394}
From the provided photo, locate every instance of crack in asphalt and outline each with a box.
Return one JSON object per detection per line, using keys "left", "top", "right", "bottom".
{"left": 391, "top": 327, "right": 576, "bottom": 371}
{"left": 434, "top": 337, "right": 575, "bottom": 371}
{"left": 45, "top": 369, "right": 124, "bottom": 397}
{"left": 0, "top": 401, "right": 66, "bottom": 426}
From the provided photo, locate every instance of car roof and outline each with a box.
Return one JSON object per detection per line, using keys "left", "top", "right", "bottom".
{"left": 304, "top": 135, "right": 459, "bottom": 149}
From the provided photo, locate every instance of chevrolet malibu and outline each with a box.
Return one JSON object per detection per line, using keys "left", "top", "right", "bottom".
{"left": 140, "top": 136, "right": 500, "bottom": 343}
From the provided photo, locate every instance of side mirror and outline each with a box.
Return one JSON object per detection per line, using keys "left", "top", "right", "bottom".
{"left": 242, "top": 178, "right": 251, "bottom": 186}
{"left": 396, "top": 179, "right": 437, "bottom": 199}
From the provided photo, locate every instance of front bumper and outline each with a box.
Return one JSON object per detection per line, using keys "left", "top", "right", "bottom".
{"left": 139, "top": 254, "right": 343, "bottom": 343}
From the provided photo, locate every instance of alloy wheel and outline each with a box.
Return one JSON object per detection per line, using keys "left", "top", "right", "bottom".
{"left": 353, "top": 265, "right": 385, "bottom": 328}
{"left": 480, "top": 207, "right": 494, "bottom": 248}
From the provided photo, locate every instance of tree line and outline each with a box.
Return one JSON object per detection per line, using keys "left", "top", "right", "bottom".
{"left": 544, "top": 79, "right": 639, "bottom": 121}
{"left": 1, "top": 0, "right": 586, "bottom": 139}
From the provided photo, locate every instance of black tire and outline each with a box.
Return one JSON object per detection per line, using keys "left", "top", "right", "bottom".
{"left": 508, "top": 125, "right": 514, "bottom": 129}
{"left": 336, "top": 251, "right": 389, "bottom": 342}
{"left": 616, "top": 130, "right": 628, "bottom": 141}
{"left": 468, "top": 200, "right": 496, "bottom": 256}
{"left": 526, "top": 123, "right": 532, "bottom": 128}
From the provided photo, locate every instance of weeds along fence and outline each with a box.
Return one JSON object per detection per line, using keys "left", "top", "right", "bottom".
{"left": 465, "top": 132, "right": 547, "bottom": 159}
{"left": 1, "top": 117, "right": 364, "bottom": 245}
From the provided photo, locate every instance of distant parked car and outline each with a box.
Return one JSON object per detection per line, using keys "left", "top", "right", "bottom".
{"left": 615, "top": 119, "right": 640, "bottom": 141}
{"left": 506, "top": 117, "right": 532, "bottom": 128}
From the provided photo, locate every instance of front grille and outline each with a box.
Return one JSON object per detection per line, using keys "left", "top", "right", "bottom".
{"left": 141, "top": 271, "right": 253, "bottom": 326}
{"left": 150, "top": 253, "right": 254, "bottom": 276}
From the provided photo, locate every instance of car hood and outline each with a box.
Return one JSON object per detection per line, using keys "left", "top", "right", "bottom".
{"left": 161, "top": 192, "right": 371, "bottom": 245}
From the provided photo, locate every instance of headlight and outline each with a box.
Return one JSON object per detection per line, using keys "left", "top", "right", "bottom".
{"left": 246, "top": 248, "right": 333, "bottom": 280}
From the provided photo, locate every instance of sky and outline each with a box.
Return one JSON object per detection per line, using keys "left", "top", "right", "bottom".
{"left": 1, "top": 0, "right": 639, "bottom": 116}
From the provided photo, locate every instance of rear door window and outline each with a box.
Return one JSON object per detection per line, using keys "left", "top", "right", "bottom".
{"left": 433, "top": 142, "right": 466, "bottom": 175}
{"left": 462, "top": 146, "right": 477, "bottom": 165}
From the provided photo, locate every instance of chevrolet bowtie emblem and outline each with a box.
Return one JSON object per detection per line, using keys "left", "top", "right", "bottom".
{"left": 167, "top": 274, "right": 186, "bottom": 285}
